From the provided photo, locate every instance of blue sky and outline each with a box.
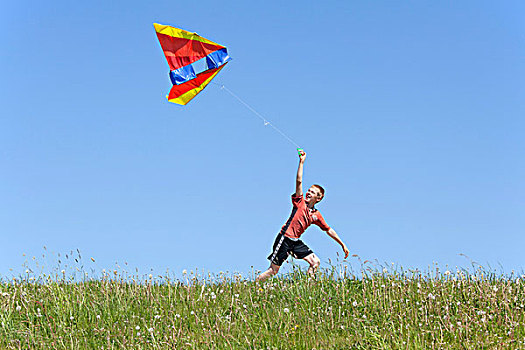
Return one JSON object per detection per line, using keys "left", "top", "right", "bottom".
{"left": 1, "top": 1, "right": 524, "bottom": 279}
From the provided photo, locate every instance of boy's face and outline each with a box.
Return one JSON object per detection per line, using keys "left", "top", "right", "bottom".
{"left": 305, "top": 186, "right": 323, "bottom": 205}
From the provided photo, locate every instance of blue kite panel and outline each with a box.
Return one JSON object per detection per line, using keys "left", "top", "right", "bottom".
{"left": 169, "top": 49, "right": 231, "bottom": 85}
{"left": 206, "top": 48, "right": 231, "bottom": 69}
{"left": 170, "top": 65, "right": 196, "bottom": 85}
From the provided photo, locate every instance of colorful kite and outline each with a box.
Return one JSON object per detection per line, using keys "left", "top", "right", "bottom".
{"left": 153, "top": 23, "right": 231, "bottom": 105}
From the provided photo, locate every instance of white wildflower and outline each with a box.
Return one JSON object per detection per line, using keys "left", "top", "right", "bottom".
{"left": 283, "top": 308, "right": 289, "bottom": 313}
{"left": 428, "top": 293, "right": 435, "bottom": 300}
{"left": 154, "top": 315, "right": 161, "bottom": 319}
{"left": 175, "top": 314, "right": 181, "bottom": 318}
{"left": 96, "top": 315, "right": 101, "bottom": 319}
{"left": 182, "top": 269, "right": 187, "bottom": 275}
{"left": 352, "top": 301, "right": 358, "bottom": 307}
{"left": 135, "top": 326, "right": 140, "bottom": 330}
{"left": 493, "top": 286, "right": 498, "bottom": 292}
{"left": 70, "top": 316, "right": 74, "bottom": 320}
{"left": 16, "top": 305, "right": 22, "bottom": 311}
{"left": 148, "top": 327, "right": 154, "bottom": 332}
{"left": 444, "top": 270, "right": 451, "bottom": 275}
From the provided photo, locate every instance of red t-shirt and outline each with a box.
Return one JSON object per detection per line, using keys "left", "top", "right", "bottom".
{"left": 280, "top": 193, "right": 330, "bottom": 239}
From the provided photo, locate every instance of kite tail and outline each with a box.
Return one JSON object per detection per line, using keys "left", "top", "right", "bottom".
{"left": 212, "top": 82, "right": 302, "bottom": 150}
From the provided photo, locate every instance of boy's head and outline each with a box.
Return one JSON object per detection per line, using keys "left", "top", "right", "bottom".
{"left": 305, "top": 184, "right": 325, "bottom": 205}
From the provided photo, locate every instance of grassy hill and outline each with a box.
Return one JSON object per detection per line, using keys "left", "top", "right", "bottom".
{"left": 1, "top": 263, "right": 524, "bottom": 349}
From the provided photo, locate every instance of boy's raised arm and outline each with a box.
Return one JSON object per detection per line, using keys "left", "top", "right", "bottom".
{"left": 295, "top": 150, "right": 306, "bottom": 197}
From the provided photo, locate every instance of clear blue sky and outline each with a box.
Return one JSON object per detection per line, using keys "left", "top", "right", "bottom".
{"left": 1, "top": 1, "right": 524, "bottom": 279}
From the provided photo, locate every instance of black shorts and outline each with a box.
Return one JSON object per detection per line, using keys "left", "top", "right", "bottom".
{"left": 267, "top": 234, "right": 314, "bottom": 266}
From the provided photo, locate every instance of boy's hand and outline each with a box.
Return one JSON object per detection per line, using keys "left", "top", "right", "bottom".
{"left": 299, "top": 150, "right": 306, "bottom": 163}
{"left": 342, "top": 244, "right": 349, "bottom": 259}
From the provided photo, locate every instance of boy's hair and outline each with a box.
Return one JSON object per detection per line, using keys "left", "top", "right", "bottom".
{"left": 312, "top": 184, "right": 325, "bottom": 200}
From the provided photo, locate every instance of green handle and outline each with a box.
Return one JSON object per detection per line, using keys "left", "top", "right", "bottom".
{"left": 297, "top": 148, "right": 304, "bottom": 155}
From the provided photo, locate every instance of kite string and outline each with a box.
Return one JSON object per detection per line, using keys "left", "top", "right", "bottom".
{"left": 212, "top": 82, "right": 301, "bottom": 149}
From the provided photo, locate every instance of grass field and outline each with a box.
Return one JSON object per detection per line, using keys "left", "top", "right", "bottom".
{"left": 1, "top": 255, "right": 524, "bottom": 349}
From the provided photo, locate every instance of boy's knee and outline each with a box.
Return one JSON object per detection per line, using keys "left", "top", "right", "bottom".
{"left": 270, "top": 264, "right": 280, "bottom": 275}
{"left": 312, "top": 256, "right": 320, "bottom": 268}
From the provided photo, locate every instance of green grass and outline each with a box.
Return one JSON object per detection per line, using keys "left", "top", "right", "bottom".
{"left": 1, "top": 259, "right": 525, "bottom": 349}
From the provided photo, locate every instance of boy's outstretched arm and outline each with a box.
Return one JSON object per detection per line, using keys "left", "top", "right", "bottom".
{"left": 295, "top": 150, "right": 306, "bottom": 197}
{"left": 327, "top": 228, "right": 350, "bottom": 259}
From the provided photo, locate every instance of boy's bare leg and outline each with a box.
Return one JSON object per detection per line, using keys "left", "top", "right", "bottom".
{"left": 303, "top": 253, "right": 321, "bottom": 277}
{"left": 256, "top": 263, "right": 280, "bottom": 282}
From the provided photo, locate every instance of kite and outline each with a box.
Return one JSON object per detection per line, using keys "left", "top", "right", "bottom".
{"left": 154, "top": 23, "right": 231, "bottom": 105}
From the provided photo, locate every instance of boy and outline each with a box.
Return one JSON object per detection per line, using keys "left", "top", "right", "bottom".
{"left": 256, "top": 150, "right": 349, "bottom": 282}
